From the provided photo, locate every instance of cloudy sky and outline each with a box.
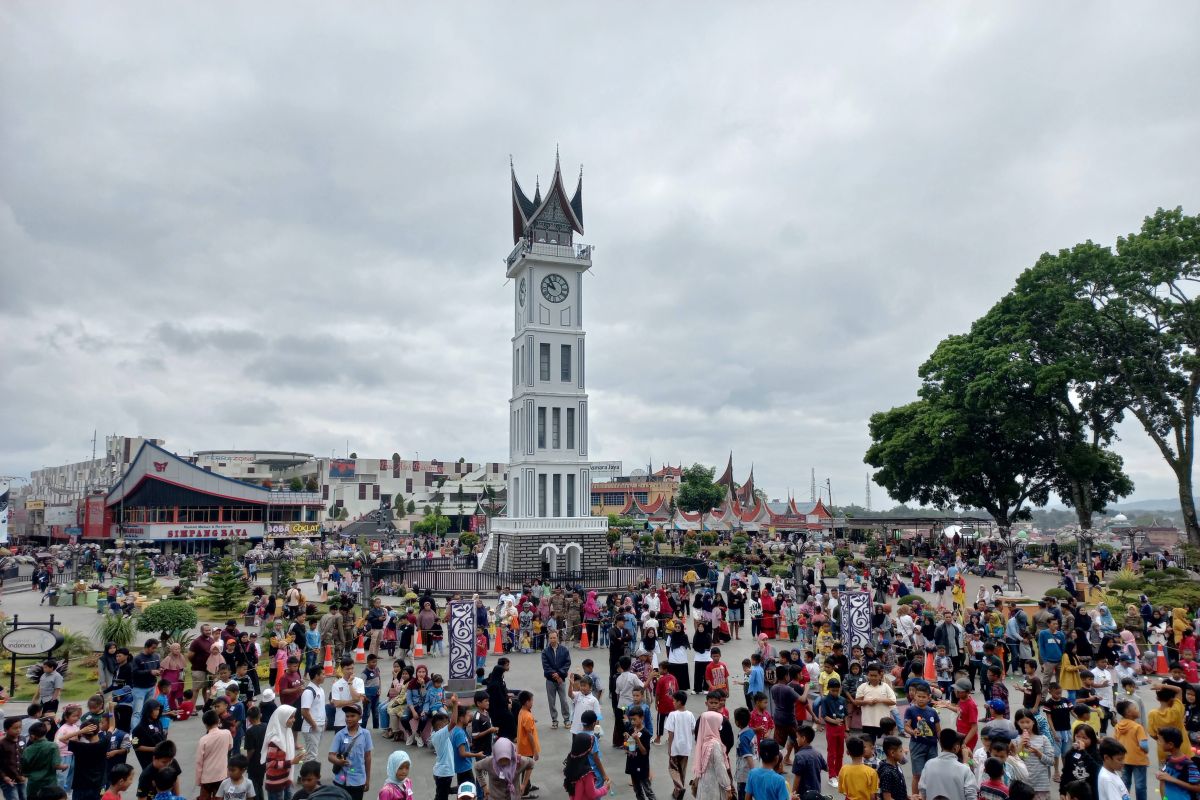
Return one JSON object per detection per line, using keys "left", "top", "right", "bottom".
{"left": 3, "top": 3, "right": 1198, "bottom": 509}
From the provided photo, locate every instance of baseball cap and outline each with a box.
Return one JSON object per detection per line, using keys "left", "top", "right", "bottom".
{"left": 986, "top": 699, "right": 1008, "bottom": 714}
{"left": 954, "top": 679, "right": 972, "bottom": 693}
{"left": 457, "top": 783, "right": 477, "bottom": 798}
{"left": 259, "top": 689, "right": 276, "bottom": 704}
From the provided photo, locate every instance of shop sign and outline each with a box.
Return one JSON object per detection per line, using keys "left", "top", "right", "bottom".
{"left": 1, "top": 627, "right": 63, "bottom": 656}
{"left": 26, "top": 500, "right": 45, "bottom": 510}
{"left": 135, "top": 522, "right": 265, "bottom": 540}
{"left": 266, "top": 522, "right": 321, "bottom": 536}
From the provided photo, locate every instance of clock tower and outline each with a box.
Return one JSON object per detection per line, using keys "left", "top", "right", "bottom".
{"left": 481, "top": 153, "right": 609, "bottom": 578}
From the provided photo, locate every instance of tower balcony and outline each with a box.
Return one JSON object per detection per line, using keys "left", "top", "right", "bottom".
{"left": 490, "top": 516, "right": 609, "bottom": 534}
{"left": 506, "top": 240, "right": 593, "bottom": 274}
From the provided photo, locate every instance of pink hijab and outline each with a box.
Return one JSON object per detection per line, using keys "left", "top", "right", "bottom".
{"left": 583, "top": 591, "right": 599, "bottom": 618}
{"left": 490, "top": 737, "right": 520, "bottom": 795}
{"left": 692, "top": 710, "right": 730, "bottom": 779}
{"left": 1121, "top": 629, "right": 1141, "bottom": 658}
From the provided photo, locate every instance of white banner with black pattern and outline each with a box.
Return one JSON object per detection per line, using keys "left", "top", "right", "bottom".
{"left": 838, "top": 590, "right": 872, "bottom": 651}
{"left": 447, "top": 600, "right": 476, "bottom": 684}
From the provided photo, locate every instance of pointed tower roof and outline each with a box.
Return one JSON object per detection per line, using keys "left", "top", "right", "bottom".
{"left": 736, "top": 466, "right": 756, "bottom": 506}
{"left": 715, "top": 452, "right": 735, "bottom": 489}
{"left": 510, "top": 152, "right": 584, "bottom": 244}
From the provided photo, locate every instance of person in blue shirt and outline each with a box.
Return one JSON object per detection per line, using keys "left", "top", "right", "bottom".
{"left": 431, "top": 705, "right": 457, "bottom": 800}
{"left": 745, "top": 738, "right": 790, "bottom": 800}
{"left": 1037, "top": 619, "right": 1066, "bottom": 682}
{"left": 734, "top": 707, "right": 758, "bottom": 800}
{"left": 329, "top": 704, "right": 373, "bottom": 800}
{"left": 747, "top": 654, "right": 766, "bottom": 698}
{"left": 451, "top": 705, "right": 483, "bottom": 788}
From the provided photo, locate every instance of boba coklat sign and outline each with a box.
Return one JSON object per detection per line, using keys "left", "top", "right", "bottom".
{"left": 1, "top": 627, "right": 63, "bottom": 656}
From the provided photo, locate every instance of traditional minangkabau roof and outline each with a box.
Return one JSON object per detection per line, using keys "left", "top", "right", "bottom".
{"left": 736, "top": 466, "right": 756, "bottom": 506}
{"left": 510, "top": 152, "right": 584, "bottom": 244}
{"left": 715, "top": 452, "right": 734, "bottom": 489}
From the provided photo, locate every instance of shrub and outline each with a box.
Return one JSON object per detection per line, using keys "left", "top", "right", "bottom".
{"left": 94, "top": 613, "right": 136, "bottom": 649}
{"left": 606, "top": 530, "right": 621, "bottom": 545}
{"left": 700, "top": 533, "right": 717, "bottom": 546}
{"left": 898, "top": 594, "right": 923, "bottom": 607}
{"left": 458, "top": 532, "right": 479, "bottom": 551}
{"left": 1045, "top": 588, "right": 1072, "bottom": 601}
{"left": 137, "top": 600, "right": 200, "bottom": 643}
{"left": 769, "top": 564, "right": 791, "bottom": 577}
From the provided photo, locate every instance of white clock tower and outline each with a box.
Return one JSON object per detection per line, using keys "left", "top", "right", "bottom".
{"left": 482, "top": 153, "right": 609, "bottom": 578}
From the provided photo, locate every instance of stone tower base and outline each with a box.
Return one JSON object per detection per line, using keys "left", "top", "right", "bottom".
{"left": 482, "top": 517, "right": 609, "bottom": 577}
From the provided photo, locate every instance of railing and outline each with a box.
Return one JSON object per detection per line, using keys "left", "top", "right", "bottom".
{"left": 608, "top": 553, "right": 709, "bottom": 578}
{"left": 491, "top": 517, "right": 608, "bottom": 532}
{"left": 506, "top": 239, "right": 593, "bottom": 269}
{"left": 368, "top": 562, "right": 693, "bottom": 597}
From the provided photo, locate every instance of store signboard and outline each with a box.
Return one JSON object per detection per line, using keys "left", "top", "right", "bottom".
{"left": 329, "top": 459, "right": 356, "bottom": 479}
{"left": 26, "top": 499, "right": 45, "bottom": 510}
{"left": 44, "top": 505, "right": 76, "bottom": 526}
{"left": 266, "top": 522, "right": 321, "bottom": 537}
{"left": 133, "top": 522, "right": 266, "bottom": 540}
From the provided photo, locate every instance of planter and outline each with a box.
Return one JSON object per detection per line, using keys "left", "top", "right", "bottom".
{"left": 87, "top": 590, "right": 99, "bottom": 605}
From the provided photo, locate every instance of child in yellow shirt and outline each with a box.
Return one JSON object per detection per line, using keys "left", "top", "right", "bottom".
{"left": 838, "top": 736, "right": 879, "bottom": 800}
{"left": 1147, "top": 685, "right": 1186, "bottom": 764}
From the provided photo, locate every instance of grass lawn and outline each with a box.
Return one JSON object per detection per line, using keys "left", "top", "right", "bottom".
{"left": 3, "top": 661, "right": 102, "bottom": 703}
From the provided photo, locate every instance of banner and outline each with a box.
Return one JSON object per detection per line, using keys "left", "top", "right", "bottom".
{"left": 446, "top": 600, "right": 476, "bottom": 687}
{"left": 838, "top": 590, "right": 872, "bottom": 652}
{"left": 329, "top": 459, "right": 356, "bottom": 479}
{"left": 0, "top": 481, "right": 8, "bottom": 544}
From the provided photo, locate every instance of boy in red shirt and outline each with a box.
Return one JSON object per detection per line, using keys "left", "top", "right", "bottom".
{"left": 705, "top": 648, "right": 730, "bottom": 696}
{"left": 1178, "top": 650, "right": 1200, "bottom": 684}
{"left": 749, "top": 691, "right": 773, "bottom": 742}
{"left": 652, "top": 667, "right": 678, "bottom": 745}
{"left": 937, "top": 678, "right": 980, "bottom": 752}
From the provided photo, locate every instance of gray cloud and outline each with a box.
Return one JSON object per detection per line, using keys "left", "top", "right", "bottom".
{"left": 1, "top": 2, "right": 1198, "bottom": 508}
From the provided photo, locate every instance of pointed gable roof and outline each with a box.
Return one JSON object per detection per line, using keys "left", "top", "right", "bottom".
{"left": 715, "top": 452, "right": 734, "bottom": 490}
{"left": 736, "top": 466, "right": 756, "bottom": 506}
{"left": 510, "top": 152, "right": 584, "bottom": 244}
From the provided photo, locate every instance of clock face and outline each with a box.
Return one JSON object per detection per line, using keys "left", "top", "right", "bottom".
{"left": 518, "top": 277, "right": 526, "bottom": 306}
{"left": 541, "top": 273, "right": 569, "bottom": 303}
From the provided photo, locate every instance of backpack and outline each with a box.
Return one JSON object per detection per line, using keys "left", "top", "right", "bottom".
{"left": 306, "top": 786, "right": 353, "bottom": 800}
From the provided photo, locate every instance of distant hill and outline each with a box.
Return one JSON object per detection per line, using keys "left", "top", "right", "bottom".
{"left": 1109, "top": 498, "right": 1195, "bottom": 512}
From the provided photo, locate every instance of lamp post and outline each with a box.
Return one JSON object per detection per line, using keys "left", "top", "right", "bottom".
{"left": 998, "top": 526, "right": 1020, "bottom": 594}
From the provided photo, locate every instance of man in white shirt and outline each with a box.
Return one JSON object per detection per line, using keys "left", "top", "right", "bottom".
{"left": 567, "top": 674, "right": 602, "bottom": 734}
{"left": 329, "top": 657, "right": 365, "bottom": 732}
{"left": 299, "top": 666, "right": 327, "bottom": 759}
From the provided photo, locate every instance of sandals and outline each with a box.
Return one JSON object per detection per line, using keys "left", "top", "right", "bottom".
{"left": 551, "top": 721, "right": 559, "bottom": 730}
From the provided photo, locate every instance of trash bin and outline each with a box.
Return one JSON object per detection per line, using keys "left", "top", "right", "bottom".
{"left": 87, "top": 589, "right": 99, "bottom": 605}
{"left": 47, "top": 589, "right": 59, "bottom": 606}
{"left": 97, "top": 596, "right": 108, "bottom": 614}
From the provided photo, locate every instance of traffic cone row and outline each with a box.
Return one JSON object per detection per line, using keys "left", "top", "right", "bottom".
{"left": 354, "top": 635, "right": 366, "bottom": 664}
{"left": 323, "top": 644, "right": 334, "bottom": 676}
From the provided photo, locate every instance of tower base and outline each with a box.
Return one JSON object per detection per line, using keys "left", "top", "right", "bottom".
{"left": 482, "top": 517, "right": 609, "bottom": 576}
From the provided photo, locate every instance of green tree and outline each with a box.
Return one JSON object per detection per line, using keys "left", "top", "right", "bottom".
{"left": 393, "top": 493, "right": 406, "bottom": 518}
{"left": 406, "top": 500, "right": 416, "bottom": 514}
{"left": 288, "top": 477, "right": 304, "bottom": 492}
{"left": 676, "top": 463, "right": 725, "bottom": 513}
{"left": 305, "top": 476, "right": 318, "bottom": 492}
{"left": 177, "top": 558, "right": 199, "bottom": 595}
{"left": 137, "top": 599, "right": 199, "bottom": 643}
{"left": 413, "top": 513, "right": 451, "bottom": 535}
{"left": 203, "top": 555, "right": 250, "bottom": 615}
{"left": 275, "top": 557, "right": 296, "bottom": 591}
{"left": 133, "top": 557, "right": 158, "bottom": 596}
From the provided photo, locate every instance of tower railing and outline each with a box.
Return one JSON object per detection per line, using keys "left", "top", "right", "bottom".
{"left": 506, "top": 240, "right": 593, "bottom": 269}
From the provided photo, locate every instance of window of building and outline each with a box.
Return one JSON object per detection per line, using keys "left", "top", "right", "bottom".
{"left": 538, "top": 474, "right": 547, "bottom": 517}
{"left": 322, "top": 484, "right": 329, "bottom": 500}
{"left": 602, "top": 492, "right": 625, "bottom": 506}
{"left": 406, "top": 478, "right": 413, "bottom": 493}
{"left": 566, "top": 408, "right": 575, "bottom": 450}
{"left": 247, "top": 467, "right": 256, "bottom": 474}
{"left": 633, "top": 492, "right": 649, "bottom": 504}
{"left": 567, "top": 474, "right": 575, "bottom": 517}
{"left": 553, "top": 474, "right": 561, "bottom": 517}
{"left": 336, "top": 499, "right": 344, "bottom": 508}
{"left": 552, "top": 408, "right": 561, "bottom": 448}
{"left": 539, "top": 343, "right": 550, "bottom": 381}
{"left": 381, "top": 494, "right": 391, "bottom": 508}
{"left": 537, "top": 407, "right": 546, "bottom": 449}
{"left": 590, "top": 493, "right": 601, "bottom": 506}
{"left": 372, "top": 484, "right": 380, "bottom": 500}
{"left": 561, "top": 344, "right": 571, "bottom": 381}
{"left": 359, "top": 483, "right": 367, "bottom": 500}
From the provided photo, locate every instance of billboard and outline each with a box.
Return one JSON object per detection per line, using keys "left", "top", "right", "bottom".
{"left": 0, "top": 481, "right": 8, "bottom": 544}
{"left": 329, "top": 459, "right": 356, "bottom": 479}
{"left": 44, "top": 505, "right": 77, "bottom": 527}
{"left": 589, "top": 462, "right": 623, "bottom": 482}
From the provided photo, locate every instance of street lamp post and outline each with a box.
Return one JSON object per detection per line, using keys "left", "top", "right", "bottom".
{"left": 998, "top": 526, "right": 1020, "bottom": 594}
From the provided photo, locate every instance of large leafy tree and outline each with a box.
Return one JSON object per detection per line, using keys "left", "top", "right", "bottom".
{"left": 676, "top": 463, "right": 726, "bottom": 513}
{"left": 1002, "top": 209, "right": 1199, "bottom": 545}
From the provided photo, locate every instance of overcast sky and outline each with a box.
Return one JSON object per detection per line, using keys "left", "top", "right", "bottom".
{"left": 3, "top": 3, "right": 1198, "bottom": 510}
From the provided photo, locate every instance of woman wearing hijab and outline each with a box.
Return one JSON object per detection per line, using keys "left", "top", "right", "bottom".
{"left": 583, "top": 591, "right": 601, "bottom": 647}
{"left": 262, "top": 705, "right": 302, "bottom": 800}
{"left": 690, "top": 710, "right": 732, "bottom": 800}
{"left": 160, "top": 642, "right": 188, "bottom": 711}
{"left": 692, "top": 622, "right": 713, "bottom": 693}
{"left": 379, "top": 751, "right": 414, "bottom": 800}
{"left": 98, "top": 643, "right": 119, "bottom": 696}
{"left": 564, "top": 732, "right": 607, "bottom": 800}
{"left": 132, "top": 700, "right": 167, "bottom": 767}
{"left": 665, "top": 619, "right": 692, "bottom": 692}
{"left": 487, "top": 659, "right": 517, "bottom": 741}
{"left": 474, "top": 737, "right": 534, "bottom": 800}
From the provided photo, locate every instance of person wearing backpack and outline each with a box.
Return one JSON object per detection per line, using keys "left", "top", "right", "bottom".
{"left": 298, "top": 668, "right": 327, "bottom": 761}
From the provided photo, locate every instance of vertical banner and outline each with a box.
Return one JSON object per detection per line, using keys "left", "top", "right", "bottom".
{"left": 838, "top": 590, "right": 872, "bottom": 652}
{"left": 446, "top": 599, "right": 476, "bottom": 693}
{"left": 0, "top": 481, "right": 8, "bottom": 544}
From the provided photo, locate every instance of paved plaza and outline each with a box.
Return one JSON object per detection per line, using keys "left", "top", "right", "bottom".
{"left": 1, "top": 563, "right": 1133, "bottom": 798}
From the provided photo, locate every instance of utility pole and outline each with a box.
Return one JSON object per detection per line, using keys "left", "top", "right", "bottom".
{"left": 865, "top": 475, "right": 871, "bottom": 512}
{"left": 810, "top": 469, "right": 816, "bottom": 504}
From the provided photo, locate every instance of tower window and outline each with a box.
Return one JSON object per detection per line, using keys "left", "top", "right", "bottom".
{"left": 539, "top": 343, "right": 550, "bottom": 381}
{"left": 553, "top": 474, "right": 561, "bottom": 517}
{"left": 561, "top": 344, "right": 571, "bottom": 381}
{"left": 566, "top": 408, "right": 575, "bottom": 450}
{"left": 537, "top": 407, "right": 546, "bottom": 449}
{"left": 552, "top": 408, "right": 561, "bottom": 449}
{"left": 567, "top": 474, "right": 576, "bottom": 517}
{"left": 538, "top": 474, "right": 547, "bottom": 517}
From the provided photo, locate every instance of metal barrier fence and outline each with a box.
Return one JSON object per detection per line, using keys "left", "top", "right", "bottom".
{"left": 369, "top": 564, "right": 691, "bottom": 596}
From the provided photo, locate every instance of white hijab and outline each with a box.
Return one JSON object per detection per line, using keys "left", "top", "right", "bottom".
{"left": 261, "top": 705, "right": 297, "bottom": 765}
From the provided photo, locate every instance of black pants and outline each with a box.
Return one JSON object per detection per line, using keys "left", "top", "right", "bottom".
{"left": 343, "top": 787, "right": 365, "bottom": 800}
{"left": 612, "top": 707, "right": 626, "bottom": 747}
{"left": 435, "top": 775, "right": 454, "bottom": 800}
{"left": 693, "top": 662, "right": 709, "bottom": 693}
{"left": 631, "top": 775, "right": 657, "bottom": 800}
{"left": 457, "top": 771, "right": 474, "bottom": 788}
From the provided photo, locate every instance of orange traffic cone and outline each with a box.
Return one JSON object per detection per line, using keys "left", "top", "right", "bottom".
{"left": 923, "top": 647, "right": 937, "bottom": 682}
{"left": 1156, "top": 644, "right": 1170, "bottom": 675}
{"left": 413, "top": 630, "right": 425, "bottom": 658}
{"left": 579, "top": 626, "right": 590, "bottom": 650}
{"left": 493, "top": 625, "right": 504, "bottom": 655}
{"left": 354, "top": 635, "right": 366, "bottom": 664}
{"left": 323, "top": 645, "right": 335, "bottom": 676}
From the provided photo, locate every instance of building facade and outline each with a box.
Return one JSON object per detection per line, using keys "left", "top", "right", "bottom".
{"left": 591, "top": 465, "right": 682, "bottom": 517}
{"left": 482, "top": 155, "right": 608, "bottom": 575}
